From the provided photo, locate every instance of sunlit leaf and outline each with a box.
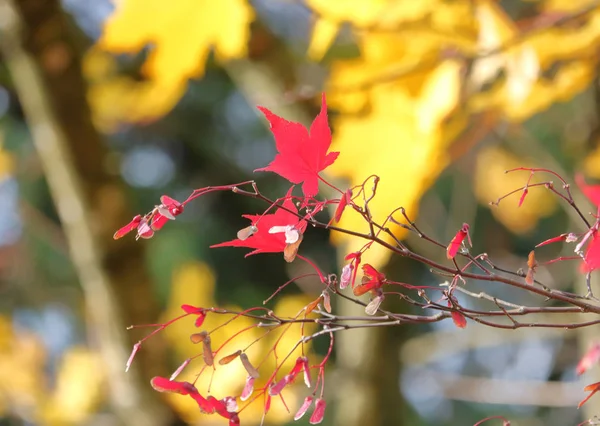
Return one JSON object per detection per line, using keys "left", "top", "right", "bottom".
{"left": 96, "top": 0, "right": 253, "bottom": 123}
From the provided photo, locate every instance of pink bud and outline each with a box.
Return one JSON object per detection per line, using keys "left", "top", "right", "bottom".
{"left": 229, "top": 414, "right": 240, "bottom": 426}
{"left": 294, "top": 396, "right": 314, "bottom": 420}
{"left": 309, "top": 398, "right": 326, "bottom": 424}
{"left": 340, "top": 264, "right": 353, "bottom": 289}
{"left": 126, "top": 341, "right": 141, "bottom": 372}
{"left": 240, "top": 376, "right": 255, "bottom": 401}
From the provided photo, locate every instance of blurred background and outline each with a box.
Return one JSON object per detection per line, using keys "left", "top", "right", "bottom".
{"left": 1, "top": 0, "right": 600, "bottom": 425}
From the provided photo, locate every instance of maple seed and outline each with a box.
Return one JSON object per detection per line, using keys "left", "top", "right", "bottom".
{"left": 269, "top": 224, "right": 300, "bottom": 244}
{"left": 340, "top": 263, "right": 353, "bottom": 289}
{"left": 190, "top": 331, "right": 208, "bottom": 344}
{"left": 321, "top": 290, "right": 332, "bottom": 313}
{"left": 219, "top": 350, "right": 242, "bottom": 365}
{"left": 294, "top": 396, "right": 314, "bottom": 421}
{"left": 240, "top": 375, "right": 255, "bottom": 401}
{"left": 284, "top": 233, "right": 303, "bottom": 262}
{"left": 447, "top": 223, "right": 471, "bottom": 259}
{"left": 114, "top": 215, "right": 142, "bottom": 240}
{"left": 365, "top": 293, "right": 384, "bottom": 315}
{"left": 240, "top": 353, "right": 260, "bottom": 378}
{"left": 525, "top": 250, "right": 537, "bottom": 285}
{"left": 202, "top": 336, "right": 214, "bottom": 366}
{"left": 237, "top": 225, "right": 258, "bottom": 241}
{"left": 309, "top": 398, "right": 327, "bottom": 424}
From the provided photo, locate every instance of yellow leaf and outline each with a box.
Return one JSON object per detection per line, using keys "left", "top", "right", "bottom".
{"left": 327, "top": 90, "right": 464, "bottom": 268}
{"left": 474, "top": 146, "right": 556, "bottom": 233}
{"left": 415, "top": 60, "right": 462, "bottom": 134}
{"left": 41, "top": 347, "right": 104, "bottom": 425}
{"left": 307, "top": 18, "right": 340, "bottom": 60}
{"left": 306, "top": 0, "right": 476, "bottom": 60}
{"left": 97, "top": 0, "right": 253, "bottom": 121}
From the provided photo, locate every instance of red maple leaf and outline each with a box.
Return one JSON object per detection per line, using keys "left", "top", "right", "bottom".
{"left": 255, "top": 93, "right": 340, "bottom": 198}
{"left": 210, "top": 187, "right": 307, "bottom": 257}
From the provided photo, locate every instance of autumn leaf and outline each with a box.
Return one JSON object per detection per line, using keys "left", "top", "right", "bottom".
{"left": 306, "top": 0, "right": 476, "bottom": 60}
{"left": 97, "top": 0, "right": 253, "bottom": 121}
{"left": 211, "top": 187, "right": 307, "bottom": 257}
{"left": 256, "top": 94, "right": 340, "bottom": 198}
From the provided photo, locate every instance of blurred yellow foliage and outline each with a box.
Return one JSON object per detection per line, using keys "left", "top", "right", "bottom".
{"left": 0, "top": 315, "right": 103, "bottom": 425}
{"left": 469, "top": 1, "right": 600, "bottom": 120}
{"left": 41, "top": 347, "right": 104, "bottom": 425}
{"left": 95, "top": 0, "right": 253, "bottom": 124}
{"left": 325, "top": 32, "right": 468, "bottom": 267}
{"left": 0, "top": 315, "right": 47, "bottom": 419}
{"left": 161, "top": 262, "right": 315, "bottom": 424}
{"left": 474, "top": 146, "right": 557, "bottom": 233}
{"left": 306, "top": 0, "right": 476, "bottom": 59}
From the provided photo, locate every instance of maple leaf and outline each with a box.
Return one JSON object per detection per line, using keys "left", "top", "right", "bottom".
{"left": 211, "top": 187, "right": 307, "bottom": 257}
{"left": 256, "top": 94, "right": 340, "bottom": 198}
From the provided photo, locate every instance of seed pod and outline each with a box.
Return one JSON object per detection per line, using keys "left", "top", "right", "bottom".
{"left": 284, "top": 234, "right": 303, "bottom": 262}
{"left": 240, "top": 352, "right": 259, "bottom": 378}
{"left": 202, "top": 336, "right": 214, "bottom": 366}
{"left": 219, "top": 350, "right": 242, "bottom": 365}
{"left": 237, "top": 225, "right": 258, "bottom": 241}
{"left": 190, "top": 330, "right": 208, "bottom": 344}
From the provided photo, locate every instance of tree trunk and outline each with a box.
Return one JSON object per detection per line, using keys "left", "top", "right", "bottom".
{"left": 0, "top": 1, "right": 176, "bottom": 424}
